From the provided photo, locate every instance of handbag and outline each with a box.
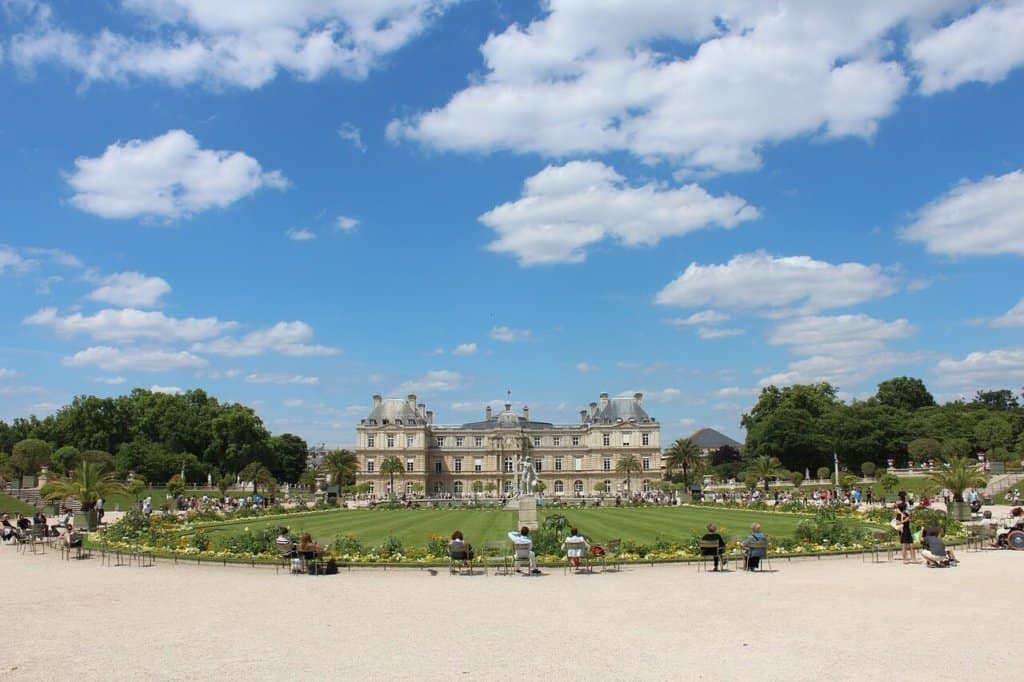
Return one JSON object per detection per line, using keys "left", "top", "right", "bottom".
{"left": 889, "top": 518, "right": 901, "bottom": 531}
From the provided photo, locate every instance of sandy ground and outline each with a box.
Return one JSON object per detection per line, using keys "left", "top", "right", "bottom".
{"left": 2, "top": 542, "right": 1021, "bottom": 681}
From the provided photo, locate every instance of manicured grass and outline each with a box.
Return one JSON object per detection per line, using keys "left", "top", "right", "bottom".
{"left": 0, "top": 492, "right": 36, "bottom": 515}
{"left": 195, "top": 504, "right": 817, "bottom": 548}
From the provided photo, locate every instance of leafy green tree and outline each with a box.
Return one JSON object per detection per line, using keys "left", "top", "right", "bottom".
{"left": 875, "top": 376, "right": 936, "bottom": 412}
{"left": 907, "top": 438, "right": 942, "bottom": 464}
{"left": 322, "top": 449, "right": 358, "bottom": 487}
{"left": 50, "top": 445, "right": 81, "bottom": 475}
{"left": 861, "top": 461, "right": 877, "bottom": 478}
{"left": 471, "top": 481, "right": 483, "bottom": 495}
{"left": 205, "top": 405, "right": 271, "bottom": 475}
{"left": 973, "top": 415, "right": 1014, "bottom": 452}
{"left": 41, "top": 460, "right": 128, "bottom": 511}
{"left": 816, "top": 466, "right": 832, "bottom": 481}
{"left": 743, "top": 384, "right": 839, "bottom": 473}
{"left": 81, "top": 449, "right": 116, "bottom": 472}
{"left": 11, "top": 438, "right": 51, "bottom": 487}
{"left": 380, "top": 456, "right": 404, "bottom": 498}
{"left": 972, "top": 389, "right": 1020, "bottom": 410}
{"left": 615, "top": 454, "right": 642, "bottom": 493}
{"left": 710, "top": 444, "right": 743, "bottom": 481}
{"left": 297, "top": 469, "right": 318, "bottom": 491}
{"left": 941, "top": 438, "right": 971, "bottom": 462}
{"left": 877, "top": 472, "right": 900, "bottom": 497}
{"left": 268, "top": 433, "right": 308, "bottom": 483}
{"left": 929, "top": 456, "right": 988, "bottom": 502}
{"left": 662, "top": 438, "right": 704, "bottom": 488}
{"left": 741, "top": 455, "right": 788, "bottom": 493}
{"left": 167, "top": 474, "right": 186, "bottom": 498}
{"left": 239, "top": 461, "right": 276, "bottom": 496}
{"left": 128, "top": 475, "right": 148, "bottom": 506}
{"left": 790, "top": 471, "right": 804, "bottom": 488}
{"left": 216, "top": 476, "right": 232, "bottom": 499}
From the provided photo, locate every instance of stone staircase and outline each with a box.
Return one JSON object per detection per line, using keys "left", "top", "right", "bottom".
{"left": 5, "top": 488, "right": 82, "bottom": 512}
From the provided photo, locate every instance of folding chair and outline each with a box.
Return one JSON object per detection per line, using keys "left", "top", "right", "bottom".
{"left": 448, "top": 541, "right": 474, "bottom": 575}
{"left": 563, "top": 539, "right": 592, "bottom": 574}
{"left": 743, "top": 540, "right": 770, "bottom": 571}
{"left": 482, "top": 541, "right": 510, "bottom": 576}
{"left": 697, "top": 540, "right": 726, "bottom": 572}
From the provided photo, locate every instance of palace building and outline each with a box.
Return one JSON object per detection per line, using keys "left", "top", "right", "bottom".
{"left": 354, "top": 392, "right": 662, "bottom": 498}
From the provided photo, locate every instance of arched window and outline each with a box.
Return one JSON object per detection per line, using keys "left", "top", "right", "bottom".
{"left": 454, "top": 481, "right": 464, "bottom": 495}
{"left": 554, "top": 480, "right": 564, "bottom": 493}
{"left": 574, "top": 480, "right": 584, "bottom": 494}
{"left": 434, "top": 482, "right": 445, "bottom": 495}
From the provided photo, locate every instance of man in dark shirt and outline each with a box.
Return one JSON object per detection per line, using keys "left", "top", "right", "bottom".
{"left": 701, "top": 523, "right": 726, "bottom": 571}
{"left": 920, "top": 527, "right": 955, "bottom": 566}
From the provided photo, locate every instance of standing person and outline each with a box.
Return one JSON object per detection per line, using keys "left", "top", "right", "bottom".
{"left": 96, "top": 497, "right": 105, "bottom": 523}
{"left": 701, "top": 523, "right": 726, "bottom": 571}
{"left": 895, "top": 502, "right": 917, "bottom": 563}
{"left": 508, "top": 526, "right": 540, "bottom": 574}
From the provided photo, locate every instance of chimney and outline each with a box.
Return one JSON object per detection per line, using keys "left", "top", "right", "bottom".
{"left": 418, "top": 403, "right": 426, "bottom": 418}
{"left": 426, "top": 410, "right": 433, "bottom": 425}
{"left": 372, "top": 394, "right": 382, "bottom": 408}
{"left": 599, "top": 392, "right": 609, "bottom": 409}
{"left": 522, "top": 405, "right": 529, "bottom": 420}
{"left": 580, "top": 410, "right": 588, "bottom": 423}
{"left": 589, "top": 401, "right": 598, "bottom": 417}
{"left": 407, "top": 394, "right": 417, "bottom": 410}
{"left": 634, "top": 392, "right": 643, "bottom": 405}
{"left": 486, "top": 405, "right": 492, "bottom": 420}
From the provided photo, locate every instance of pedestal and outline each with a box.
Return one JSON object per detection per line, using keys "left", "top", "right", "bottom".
{"left": 518, "top": 495, "right": 538, "bottom": 531}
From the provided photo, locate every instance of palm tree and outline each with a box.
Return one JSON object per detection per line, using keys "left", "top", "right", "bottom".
{"left": 662, "top": 438, "right": 705, "bottom": 489}
{"left": 380, "top": 456, "right": 404, "bottom": 499}
{"left": 322, "top": 449, "right": 358, "bottom": 488}
{"left": 41, "top": 460, "right": 128, "bottom": 529}
{"left": 240, "top": 462, "right": 276, "bottom": 496}
{"left": 930, "top": 456, "right": 988, "bottom": 502}
{"left": 741, "top": 455, "right": 788, "bottom": 493}
{"left": 616, "top": 454, "right": 642, "bottom": 494}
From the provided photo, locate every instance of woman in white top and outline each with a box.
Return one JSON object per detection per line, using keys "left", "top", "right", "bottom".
{"left": 561, "top": 528, "right": 590, "bottom": 570}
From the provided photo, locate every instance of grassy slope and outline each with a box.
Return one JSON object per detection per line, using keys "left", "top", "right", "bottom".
{"left": 0, "top": 492, "right": 37, "bottom": 515}
{"left": 196, "top": 504, "right": 814, "bottom": 548}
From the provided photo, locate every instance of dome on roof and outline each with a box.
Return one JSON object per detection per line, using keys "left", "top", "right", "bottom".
{"left": 366, "top": 399, "right": 421, "bottom": 424}
{"left": 495, "top": 402, "right": 522, "bottom": 429}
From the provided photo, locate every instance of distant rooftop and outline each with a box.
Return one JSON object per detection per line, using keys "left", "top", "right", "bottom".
{"left": 688, "top": 427, "right": 742, "bottom": 450}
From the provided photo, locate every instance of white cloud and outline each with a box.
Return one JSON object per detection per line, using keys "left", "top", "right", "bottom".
{"left": 395, "top": 369, "right": 463, "bottom": 394}
{"left": 24, "top": 307, "right": 236, "bottom": 343}
{"left": 31, "top": 402, "right": 62, "bottom": 415}
{"left": 9, "top": 0, "right": 455, "bottom": 89}
{"left": 911, "top": 1, "right": 1024, "bottom": 95}
{"left": 337, "top": 123, "right": 366, "bottom": 152}
{"left": 65, "top": 129, "right": 288, "bottom": 220}
{"left": 992, "top": 298, "right": 1024, "bottom": 328}
{"left": 933, "top": 347, "right": 1024, "bottom": 388}
{"left": 283, "top": 399, "right": 305, "bottom": 407}
{"left": 245, "top": 373, "right": 319, "bottom": 385}
{"left": 0, "top": 246, "right": 36, "bottom": 275}
{"left": 86, "top": 271, "right": 171, "bottom": 307}
{"left": 387, "top": 2, "right": 982, "bottom": 174}
{"left": 697, "top": 327, "right": 746, "bottom": 340}
{"left": 91, "top": 376, "right": 126, "bottom": 385}
{"left": 0, "top": 368, "right": 20, "bottom": 379}
{"left": 335, "top": 215, "right": 359, "bottom": 231}
{"left": 21, "top": 247, "right": 83, "bottom": 268}
{"left": 150, "top": 384, "right": 182, "bottom": 395}
{"left": 286, "top": 228, "right": 316, "bottom": 241}
{"left": 201, "top": 369, "right": 242, "bottom": 380}
{"left": 0, "top": 384, "right": 46, "bottom": 395}
{"left": 716, "top": 386, "right": 760, "bottom": 397}
{"left": 480, "top": 161, "right": 758, "bottom": 265}
{"left": 655, "top": 251, "right": 897, "bottom": 313}
{"left": 193, "top": 321, "right": 340, "bottom": 357}
{"left": 665, "top": 310, "right": 730, "bottom": 326}
{"left": 644, "top": 388, "right": 682, "bottom": 403}
{"left": 903, "top": 170, "right": 1024, "bottom": 257}
{"left": 490, "top": 325, "right": 531, "bottom": 343}
{"left": 452, "top": 342, "right": 477, "bottom": 356}
{"left": 767, "top": 314, "right": 916, "bottom": 357}
{"left": 64, "top": 346, "right": 207, "bottom": 371}
{"left": 575, "top": 362, "right": 597, "bottom": 373}
{"left": 679, "top": 417, "right": 696, "bottom": 427}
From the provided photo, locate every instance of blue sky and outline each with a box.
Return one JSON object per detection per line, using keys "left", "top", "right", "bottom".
{"left": 2, "top": 0, "right": 1023, "bottom": 447}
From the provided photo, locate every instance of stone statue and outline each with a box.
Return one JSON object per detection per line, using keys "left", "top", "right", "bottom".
{"left": 516, "top": 455, "right": 539, "bottom": 496}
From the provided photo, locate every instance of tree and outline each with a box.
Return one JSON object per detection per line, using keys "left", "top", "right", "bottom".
{"left": 216, "top": 476, "right": 232, "bottom": 499}
{"left": 789, "top": 471, "right": 804, "bottom": 488}
{"left": 973, "top": 415, "right": 1014, "bottom": 452}
{"left": 533, "top": 481, "right": 546, "bottom": 494}
{"left": 471, "top": 481, "right": 483, "bottom": 495}
{"left": 907, "top": 438, "right": 942, "bottom": 464}
{"left": 297, "top": 470, "right": 318, "bottom": 491}
{"left": 929, "top": 456, "right": 988, "bottom": 502}
{"left": 743, "top": 384, "right": 840, "bottom": 474}
{"left": 616, "top": 454, "right": 642, "bottom": 493}
{"left": 816, "top": 466, "right": 831, "bottom": 481}
{"left": 205, "top": 405, "right": 271, "bottom": 475}
{"left": 483, "top": 481, "right": 496, "bottom": 497}
{"left": 50, "top": 445, "right": 81, "bottom": 475}
{"left": 268, "top": 433, "right": 308, "bottom": 483}
{"left": 380, "top": 456, "right": 404, "bottom": 499}
{"left": 239, "top": 462, "right": 276, "bottom": 495}
{"left": 322, "top": 449, "right": 358, "bottom": 488}
{"left": 662, "top": 438, "right": 705, "bottom": 489}
{"left": 861, "top": 461, "right": 877, "bottom": 478}
{"left": 941, "top": 438, "right": 971, "bottom": 462}
{"left": 742, "top": 455, "right": 787, "bottom": 493}
{"left": 40, "top": 460, "right": 128, "bottom": 511}
{"left": 972, "top": 389, "right": 1020, "bottom": 410}
{"left": 127, "top": 475, "right": 148, "bottom": 506}
{"left": 167, "top": 474, "right": 186, "bottom": 498}
{"left": 875, "top": 376, "right": 936, "bottom": 412}
{"left": 877, "top": 472, "right": 900, "bottom": 497}
{"left": 11, "top": 438, "right": 51, "bottom": 487}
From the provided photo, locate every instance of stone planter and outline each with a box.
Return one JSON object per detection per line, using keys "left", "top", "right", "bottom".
{"left": 948, "top": 501, "right": 972, "bottom": 521}
{"left": 74, "top": 509, "right": 99, "bottom": 532}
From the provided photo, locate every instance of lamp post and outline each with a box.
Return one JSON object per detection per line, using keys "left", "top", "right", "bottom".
{"left": 834, "top": 452, "right": 840, "bottom": 487}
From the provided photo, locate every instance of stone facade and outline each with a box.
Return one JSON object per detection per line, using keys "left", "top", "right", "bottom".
{"left": 354, "top": 392, "right": 662, "bottom": 498}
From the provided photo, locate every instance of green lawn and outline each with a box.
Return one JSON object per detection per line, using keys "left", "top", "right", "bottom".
{"left": 0, "top": 492, "right": 36, "bottom": 515}
{"left": 196, "top": 504, "right": 815, "bottom": 548}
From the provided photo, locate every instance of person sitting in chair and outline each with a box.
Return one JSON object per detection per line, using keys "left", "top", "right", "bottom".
{"left": 297, "top": 532, "right": 323, "bottom": 560}
{"left": 701, "top": 523, "right": 726, "bottom": 571}
{"left": 276, "top": 527, "right": 296, "bottom": 557}
{"left": 741, "top": 523, "right": 767, "bottom": 571}
{"left": 449, "top": 530, "right": 474, "bottom": 561}
{"left": 561, "top": 528, "right": 590, "bottom": 570}
{"left": 508, "top": 526, "right": 540, "bottom": 575}
{"left": 920, "top": 527, "right": 955, "bottom": 567}
{"left": 994, "top": 507, "right": 1024, "bottom": 547}
{"left": 64, "top": 524, "right": 82, "bottom": 548}
{"left": 2, "top": 513, "right": 22, "bottom": 542}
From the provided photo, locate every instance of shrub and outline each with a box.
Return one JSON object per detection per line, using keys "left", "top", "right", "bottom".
{"left": 214, "top": 528, "right": 277, "bottom": 556}
{"left": 379, "top": 535, "right": 404, "bottom": 557}
{"left": 861, "top": 462, "right": 877, "bottom": 478}
{"left": 794, "top": 509, "right": 868, "bottom": 545}
{"left": 426, "top": 534, "right": 449, "bottom": 557}
{"left": 332, "top": 535, "right": 364, "bottom": 555}
{"left": 816, "top": 467, "right": 832, "bottom": 481}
